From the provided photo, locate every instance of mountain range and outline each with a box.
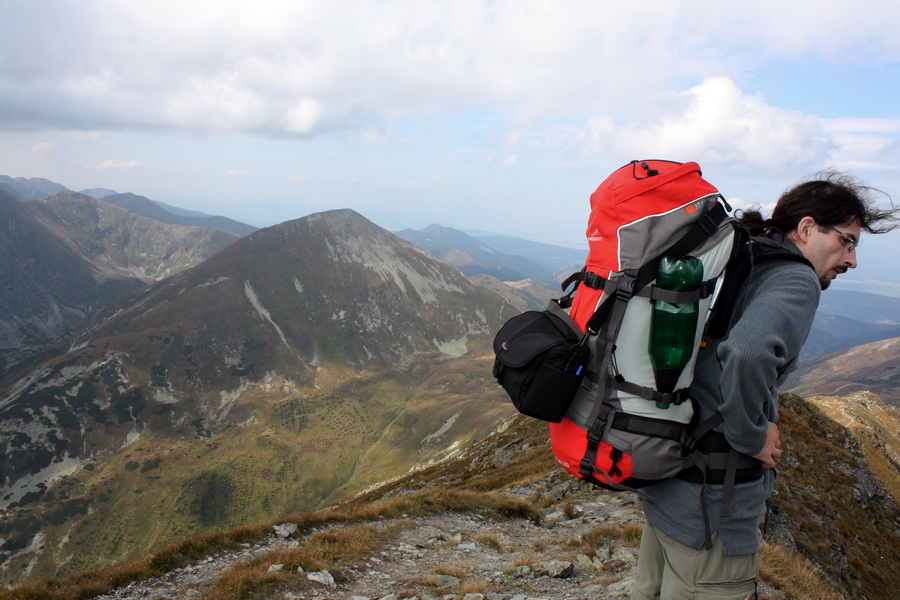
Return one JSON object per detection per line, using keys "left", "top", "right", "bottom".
{"left": 0, "top": 208, "right": 518, "bottom": 584}
{"left": 0, "top": 189, "right": 239, "bottom": 373}
{"left": 0, "top": 176, "right": 255, "bottom": 237}
{"left": 92, "top": 192, "right": 257, "bottom": 237}
{"left": 5, "top": 174, "right": 899, "bottom": 365}
{"left": 395, "top": 223, "right": 584, "bottom": 284}
{"left": 801, "top": 291, "right": 900, "bottom": 359}
{"left": 0, "top": 173, "right": 898, "bottom": 597}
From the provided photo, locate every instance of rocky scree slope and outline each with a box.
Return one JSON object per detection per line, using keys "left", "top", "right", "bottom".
{"left": 49, "top": 405, "right": 888, "bottom": 600}
{"left": 87, "top": 393, "right": 900, "bottom": 600}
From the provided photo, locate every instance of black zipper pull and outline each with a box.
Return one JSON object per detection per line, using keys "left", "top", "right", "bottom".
{"left": 609, "top": 448, "right": 624, "bottom": 478}
{"left": 641, "top": 162, "right": 659, "bottom": 177}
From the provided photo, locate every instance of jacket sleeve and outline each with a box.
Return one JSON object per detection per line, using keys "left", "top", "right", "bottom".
{"left": 714, "top": 263, "right": 820, "bottom": 456}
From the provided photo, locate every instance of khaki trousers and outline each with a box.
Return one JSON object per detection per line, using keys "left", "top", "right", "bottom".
{"left": 631, "top": 522, "right": 757, "bottom": 600}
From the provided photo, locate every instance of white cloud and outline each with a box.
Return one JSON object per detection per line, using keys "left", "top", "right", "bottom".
{"left": 226, "top": 168, "right": 250, "bottom": 176}
{"left": 359, "top": 128, "right": 388, "bottom": 144}
{"left": 831, "top": 160, "right": 900, "bottom": 172}
{"left": 283, "top": 98, "right": 323, "bottom": 134}
{"left": 822, "top": 118, "right": 900, "bottom": 168}
{"left": 824, "top": 118, "right": 900, "bottom": 134}
{"left": 1, "top": 1, "right": 895, "bottom": 137}
{"left": 163, "top": 73, "right": 266, "bottom": 131}
{"left": 65, "top": 130, "right": 104, "bottom": 140}
{"left": 2, "top": 0, "right": 900, "bottom": 236}
{"left": 579, "top": 77, "right": 833, "bottom": 173}
{"left": 31, "top": 142, "right": 56, "bottom": 152}
{"left": 98, "top": 159, "right": 141, "bottom": 169}
{"left": 727, "top": 195, "right": 778, "bottom": 216}
{"left": 689, "top": 2, "right": 900, "bottom": 62}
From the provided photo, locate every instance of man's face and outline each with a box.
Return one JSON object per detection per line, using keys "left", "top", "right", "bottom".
{"left": 800, "top": 220, "right": 861, "bottom": 290}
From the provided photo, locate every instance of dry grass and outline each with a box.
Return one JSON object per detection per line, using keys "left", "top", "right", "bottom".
{"left": 475, "top": 534, "right": 504, "bottom": 552}
{"left": 759, "top": 541, "right": 845, "bottom": 600}
{"left": 432, "top": 565, "right": 467, "bottom": 579}
{"left": 0, "top": 522, "right": 275, "bottom": 600}
{"left": 570, "top": 523, "right": 643, "bottom": 557}
{"left": 334, "top": 488, "right": 542, "bottom": 524}
{"left": 773, "top": 394, "right": 899, "bottom": 599}
{"left": 406, "top": 564, "right": 469, "bottom": 596}
{"left": 563, "top": 500, "right": 585, "bottom": 519}
{"left": 340, "top": 415, "right": 559, "bottom": 506}
{"left": 457, "top": 578, "right": 500, "bottom": 596}
{"left": 0, "top": 486, "right": 541, "bottom": 600}
{"left": 193, "top": 489, "right": 539, "bottom": 599}
{"left": 194, "top": 523, "right": 384, "bottom": 600}
{"left": 407, "top": 574, "right": 445, "bottom": 590}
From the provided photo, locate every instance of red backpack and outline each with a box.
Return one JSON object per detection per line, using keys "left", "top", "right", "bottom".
{"left": 548, "top": 159, "right": 739, "bottom": 490}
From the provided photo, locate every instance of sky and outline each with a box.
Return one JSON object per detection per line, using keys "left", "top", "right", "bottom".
{"left": 1, "top": 1, "right": 899, "bottom": 291}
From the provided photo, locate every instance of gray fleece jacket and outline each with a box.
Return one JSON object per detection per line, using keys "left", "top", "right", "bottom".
{"left": 641, "top": 237, "right": 821, "bottom": 556}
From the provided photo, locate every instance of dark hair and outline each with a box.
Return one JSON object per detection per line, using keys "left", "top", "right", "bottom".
{"left": 738, "top": 170, "right": 898, "bottom": 236}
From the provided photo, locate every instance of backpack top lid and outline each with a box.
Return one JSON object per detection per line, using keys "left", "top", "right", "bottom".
{"left": 585, "top": 160, "right": 720, "bottom": 273}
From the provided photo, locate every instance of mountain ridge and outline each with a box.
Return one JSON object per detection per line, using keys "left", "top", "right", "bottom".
{"left": 0, "top": 175, "right": 68, "bottom": 199}
{"left": 0, "top": 189, "right": 240, "bottom": 372}
{"left": 8, "top": 173, "right": 900, "bottom": 361}
{"left": 0, "top": 209, "right": 518, "bottom": 584}
{"left": 96, "top": 192, "right": 258, "bottom": 236}
{"left": 790, "top": 335, "right": 900, "bottom": 407}
{"left": 395, "top": 223, "right": 570, "bottom": 285}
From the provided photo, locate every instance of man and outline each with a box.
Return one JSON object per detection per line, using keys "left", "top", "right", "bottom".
{"left": 631, "top": 172, "right": 898, "bottom": 600}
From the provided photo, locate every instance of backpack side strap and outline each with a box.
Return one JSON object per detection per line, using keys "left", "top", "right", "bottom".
{"left": 679, "top": 412, "right": 765, "bottom": 549}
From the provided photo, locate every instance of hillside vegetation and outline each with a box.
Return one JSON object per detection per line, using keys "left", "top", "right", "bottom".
{"left": 2, "top": 392, "right": 897, "bottom": 600}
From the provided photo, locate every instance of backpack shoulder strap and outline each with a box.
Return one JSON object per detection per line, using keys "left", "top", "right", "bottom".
{"left": 704, "top": 230, "right": 814, "bottom": 341}
{"left": 750, "top": 235, "right": 814, "bottom": 269}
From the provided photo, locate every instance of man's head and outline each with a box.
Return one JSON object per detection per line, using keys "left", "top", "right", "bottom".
{"left": 787, "top": 215, "right": 859, "bottom": 290}
{"left": 739, "top": 171, "right": 898, "bottom": 290}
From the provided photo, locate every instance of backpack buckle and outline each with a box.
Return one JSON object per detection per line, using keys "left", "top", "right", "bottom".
{"left": 681, "top": 432, "right": 699, "bottom": 455}
{"left": 615, "top": 271, "right": 637, "bottom": 302}
{"left": 582, "top": 270, "right": 606, "bottom": 290}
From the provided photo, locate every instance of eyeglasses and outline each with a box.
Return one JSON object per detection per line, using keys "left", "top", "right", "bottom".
{"left": 824, "top": 224, "right": 858, "bottom": 253}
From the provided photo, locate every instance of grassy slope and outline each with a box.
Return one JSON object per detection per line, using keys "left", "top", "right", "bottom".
{"left": 0, "top": 353, "right": 513, "bottom": 584}
{"left": 4, "top": 397, "right": 895, "bottom": 600}
{"left": 773, "top": 393, "right": 899, "bottom": 600}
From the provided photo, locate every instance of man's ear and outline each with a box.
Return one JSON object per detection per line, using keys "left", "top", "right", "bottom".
{"left": 793, "top": 216, "right": 817, "bottom": 245}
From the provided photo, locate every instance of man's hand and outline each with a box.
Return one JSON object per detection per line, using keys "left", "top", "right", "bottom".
{"left": 753, "top": 421, "right": 781, "bottom": 469}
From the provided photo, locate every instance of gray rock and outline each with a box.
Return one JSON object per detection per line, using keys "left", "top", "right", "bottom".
{"left": 272, "top": 523, "right": 298, "bottom": 538}
{"left": 307, "top": 570, "right": 336, "bottom": 586}
{"left": 543, "top": 511, "right": 565, "bottom": 526}
{"left": 432, "top": 574, "right": 462, "bottom": 587}
{"left": 531, "top": 560, "right": 575, "bottom": 578}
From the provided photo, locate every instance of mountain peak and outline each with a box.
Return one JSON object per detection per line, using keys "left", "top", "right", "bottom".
{"left": 179, "top": 209, "right": 508, "bottom": 369}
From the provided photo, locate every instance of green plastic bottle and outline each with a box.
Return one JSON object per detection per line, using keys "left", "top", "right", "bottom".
{"left": 649, "top": 255, "right": 704, "bottom": 408}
